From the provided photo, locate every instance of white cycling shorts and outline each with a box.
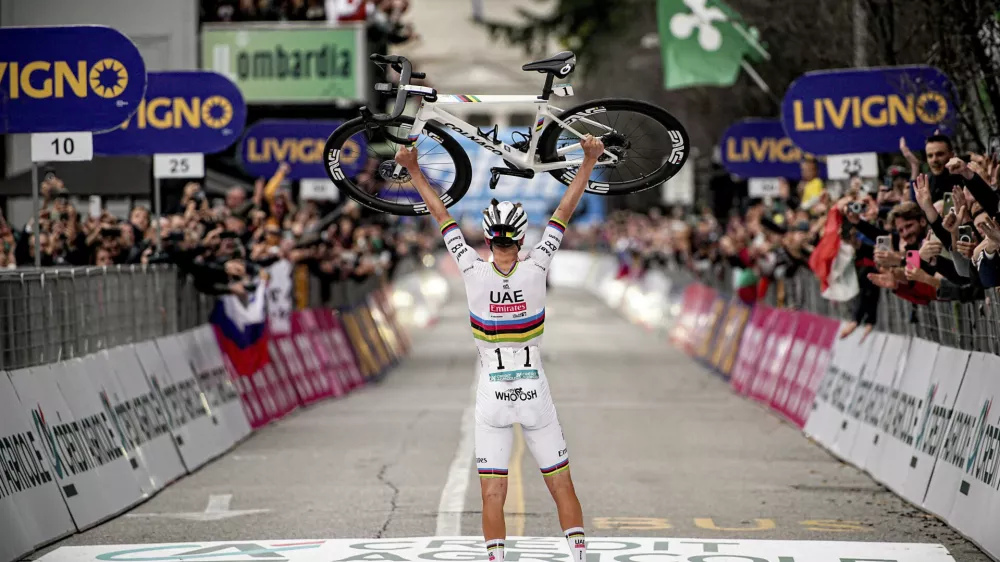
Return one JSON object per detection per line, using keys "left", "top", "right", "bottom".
{"left": 473, "top": 345, "right": 569, "bottom": 479}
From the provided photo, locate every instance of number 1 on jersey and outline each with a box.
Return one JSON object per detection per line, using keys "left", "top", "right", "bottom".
{"left": 496, "top": 347, "right": 532, "bottom": 369}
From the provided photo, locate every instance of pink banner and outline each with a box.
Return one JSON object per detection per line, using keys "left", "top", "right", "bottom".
{"left": 262, "top": 339, "right": 304, "bottom": 417}
{"left": 294, "top": 310, "right": 346, "bottom": 399}
{"left": 268, "top": 336, "right": 318, "bottom": 407}
{"left": 289, "top": 316, "right": 333, "bottom": 403}
{"left": 206, "top": 302, "right": 409, "bottom": 434}
{"left": 748, "top": 309, "right": 798, "bottom": 404}
{"left": 730, "top": 305, "right": 775, "bottom": 395}
{"left": 781, "top": 314, "right": 840, "bottom": 427}
{"left": 318, "top": 309, "right": 366, "bottom": 390}
{"left": 671, "top": 284, "right": 717, "bottom": 353}
{"left": 769, "top": 312, "right": 817, "bottom": 417}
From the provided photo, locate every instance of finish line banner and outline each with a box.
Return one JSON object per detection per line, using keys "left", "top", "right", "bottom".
{"left": 35, "top": 537, "right": 956, "bottom": 562}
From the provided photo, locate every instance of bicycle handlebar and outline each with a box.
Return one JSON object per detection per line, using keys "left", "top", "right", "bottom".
{"left": 363, "top": 54, "right": 427, "bottom": 124}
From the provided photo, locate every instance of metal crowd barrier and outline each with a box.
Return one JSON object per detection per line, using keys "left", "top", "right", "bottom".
{"left": 682, "top": 262, "right": 1000, "bottom": 357}
{"left": 0, "top": 265, "right": 179, "bottom": 370}
{"left": 0, "top": 262, "right": 408, "bottom": 372}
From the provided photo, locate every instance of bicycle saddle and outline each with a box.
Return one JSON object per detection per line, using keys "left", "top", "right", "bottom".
{"left": 522, "top": 51, "right": 576, "bottom": 77}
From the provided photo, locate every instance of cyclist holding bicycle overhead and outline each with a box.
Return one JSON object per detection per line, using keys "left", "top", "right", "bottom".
{"left": 394, "top": 134, "right": 604, "bottom": 562}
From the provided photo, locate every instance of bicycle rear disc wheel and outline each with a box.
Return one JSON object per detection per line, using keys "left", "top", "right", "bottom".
{"left": 324, "top": 116, "right": 473, "bottom": 216}
{"left": 537, "top": 98, "right": 690, "bottom": 196}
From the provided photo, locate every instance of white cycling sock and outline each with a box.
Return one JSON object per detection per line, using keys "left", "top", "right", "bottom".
{"left": 486, "top": 539, "right": 505, "bottom": 562}
{"left": 564, "top": 527, "right": 586, "bottom": 562}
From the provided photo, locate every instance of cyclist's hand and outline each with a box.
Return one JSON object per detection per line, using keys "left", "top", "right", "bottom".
{"left": 581, "top": 134, "right": 604, "bottom": 161}
{"left": 395, "top": 146, "right": 419, "bottom": 169}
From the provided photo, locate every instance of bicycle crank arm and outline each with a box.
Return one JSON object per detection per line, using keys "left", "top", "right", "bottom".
{"left": 489, "top": 167, "right": 534, "bottom": 190}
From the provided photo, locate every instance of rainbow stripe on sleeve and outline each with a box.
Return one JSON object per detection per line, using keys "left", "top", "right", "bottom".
{"left": 441, "top": 219, "right": 460, "bottom": 236}
{"left": 547, "top": 217, "right": 567, "bottom": 233}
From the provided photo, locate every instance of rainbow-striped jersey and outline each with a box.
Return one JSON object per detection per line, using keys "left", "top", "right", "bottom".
{"left": 440, "top": 216, "right": 566, "bottom": 351}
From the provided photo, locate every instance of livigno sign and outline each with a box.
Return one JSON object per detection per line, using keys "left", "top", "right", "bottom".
{"left": 200, "top": 23, "right": 365, "bottom": 104}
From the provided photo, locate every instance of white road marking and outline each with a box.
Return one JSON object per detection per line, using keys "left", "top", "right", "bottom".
{"left": 436, "top": 378, "right": 478, "bottom": 536}
{"left": 126, "top": 494, "right": 269, "bottom": 521}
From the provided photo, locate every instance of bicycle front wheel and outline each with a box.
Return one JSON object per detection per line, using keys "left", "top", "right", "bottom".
{"left": 324, "top": 116, "right": 473, "bottom": 216}
{"left": 537, "top": 98, "right": 691, "bottom": 196}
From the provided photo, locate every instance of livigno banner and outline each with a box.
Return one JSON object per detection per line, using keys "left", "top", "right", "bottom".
{"left": 200, "top": 23, "right": 365, "bottom": 103}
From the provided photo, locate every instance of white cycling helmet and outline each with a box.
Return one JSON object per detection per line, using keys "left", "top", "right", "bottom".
{"left": 482, "top": 198, "right": 527, "bottom": 247}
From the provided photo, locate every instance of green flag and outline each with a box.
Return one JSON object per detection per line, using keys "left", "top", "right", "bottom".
{"left": 657, "top": 0, "right": 767, "bottom": 90}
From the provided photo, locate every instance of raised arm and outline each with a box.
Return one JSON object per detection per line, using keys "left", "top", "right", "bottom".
{"left": 394, "top": 146, "right": 452, "bottom": 226}
{"left": 551, "top": 135, "right": 605, "bottom": 226}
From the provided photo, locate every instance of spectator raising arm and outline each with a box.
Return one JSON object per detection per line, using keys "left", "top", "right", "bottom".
{"left": 947, "top": 157, "right": 1000, "bottom": 219}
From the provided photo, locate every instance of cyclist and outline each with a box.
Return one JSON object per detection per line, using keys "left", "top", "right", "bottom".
{"left": 394, "top": 135, "right": 605, "bottom": 562}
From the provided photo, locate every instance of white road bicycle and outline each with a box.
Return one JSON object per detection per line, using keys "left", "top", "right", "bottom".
{"left": 324, "top": 52, "right": 691, "bottom": 216}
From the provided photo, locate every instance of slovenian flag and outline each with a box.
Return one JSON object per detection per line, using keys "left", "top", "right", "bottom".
{"left": 210, "top": 283, "right": 270, "bottom": 376}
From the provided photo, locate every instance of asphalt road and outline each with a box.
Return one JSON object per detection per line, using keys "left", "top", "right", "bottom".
{"left": 27, "top": 282, "right": 991, "bottom": 562}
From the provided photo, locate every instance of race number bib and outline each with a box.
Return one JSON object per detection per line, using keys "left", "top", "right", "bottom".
{"left": 484, "top": 346, "right": 540, "bottom": 382}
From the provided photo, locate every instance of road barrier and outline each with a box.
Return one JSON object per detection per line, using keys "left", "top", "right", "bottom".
{"left": 547, "top": 250, "right": 1000, "bottom": 562}
{"left": 0, "top": 264, "right": 448, "bottom": 562}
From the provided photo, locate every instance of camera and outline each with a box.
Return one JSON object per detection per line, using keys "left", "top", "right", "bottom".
{"left": 848, "top": 201, "right": 866, "bottom": 215}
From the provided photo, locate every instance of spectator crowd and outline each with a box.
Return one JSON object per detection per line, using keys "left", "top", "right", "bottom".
{"left": 8, "top": 163, "right": 440, "bottom": 302}
{"left": 594, "top": 133, "right": 1000, "bottom": 342}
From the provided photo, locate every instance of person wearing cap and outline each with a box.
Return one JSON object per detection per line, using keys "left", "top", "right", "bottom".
{"left": 393, "top": 134, "right": 606, "bottom": 562}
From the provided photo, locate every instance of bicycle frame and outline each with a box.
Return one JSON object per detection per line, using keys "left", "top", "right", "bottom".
{"left": 406, "top": 93, "right": 620, "bottom": 173}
